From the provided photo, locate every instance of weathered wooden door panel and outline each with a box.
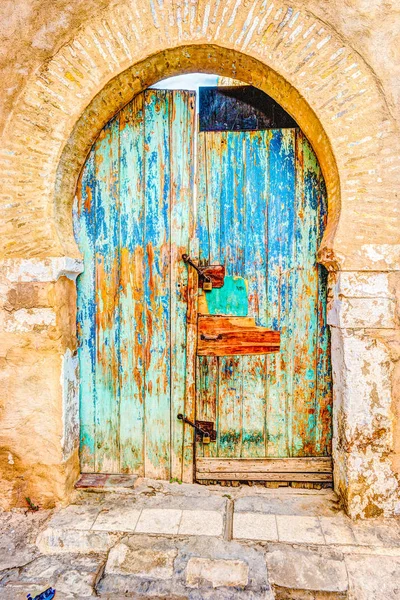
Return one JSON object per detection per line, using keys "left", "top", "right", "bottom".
{"left": 74, "top": 90, "right": 195, "bottom": 477}
{"left": 195, "top": 128, "right": 332, "bottom": 467}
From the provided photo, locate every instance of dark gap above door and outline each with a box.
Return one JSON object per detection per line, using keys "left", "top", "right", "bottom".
{"left": 199, "top": 85, "right": 299, "bottom": 132}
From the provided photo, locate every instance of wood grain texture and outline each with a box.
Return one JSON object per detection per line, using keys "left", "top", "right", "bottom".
{"left": 196, "top": 472, "right": 333, "bottom": 482}
{"left": 75, "top": 90, "right": 195, "bottom": 478}
{"left": 195, "top": 129, "right": 332, "bottom": 468}
{"left": 197, "top": 315, "right": 280, "bottom": 356}
{"left": 196, "top": 457, "right": 332, "bottom": 472}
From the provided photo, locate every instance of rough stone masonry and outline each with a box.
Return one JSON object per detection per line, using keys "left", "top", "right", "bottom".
{"left": 0, "top": 0, "right": 400, "bottom": 518}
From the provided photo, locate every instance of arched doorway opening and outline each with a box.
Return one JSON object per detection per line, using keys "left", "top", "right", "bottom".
{"left": 73, "top": 76, "right": 332, "bottom": 485}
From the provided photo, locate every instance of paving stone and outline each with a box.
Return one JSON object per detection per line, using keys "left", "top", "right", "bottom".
{"left": 233, "top": 513, "right": 278, "bottom": 541}
{"left": 320, "top": 516, "right": 356, "bottom": 545}
{"left": 234, "top": 492, "right": 340, "bottom": 516}
{"left": 0, "top": 510, "right": 51, "bottom": 572}
{"left": 91, "top": 507, "right": 141, "bottom": 532}
{"left": 97, "top": 536, "right": 179, "bottom": 596}
{"left": 266, "top": 547, "right": 348, "bottom": 599}
{"left": 276, "top": 515, "right": 326, "bottom": 544}
{"left": 0, "top": 553, "right": 105, "bottom": 598}
{"left": 36, "top": 527, "right": 121, "bottom": 554}
{"left": 46, "top": 504, "right": 100, "bottom": 531}
{"left": 178, "top": 510, "right": 224, "bottom": 537}
{"left": 345, "top": 554, "right": 400, "bottom": 600}
{"left": 105, "top": 541, "right": 177, "bottom": 578}
{"left": 135, "top": 509, "right": 182, "bottom": 534}
{"left": 121, "top": 492, "right": 227, "bottom": 512}
{"left": 175, "top": 536, "right": 270, "bottom": 596}
{"left": 186, "top": 557, "right": 249, "bottom": 588}
{"left": 350, "top": 519, "right": 400, "bottom": 547}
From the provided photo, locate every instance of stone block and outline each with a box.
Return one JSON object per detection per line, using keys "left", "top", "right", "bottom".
{"left": 92, "top": 507, "right": 141, "bottom": 532}
{"left": 0, "top": 553, "right": 105, "bottom": 598}
{"left": 276, "top": 516, "right": 325, "bottom": 544}
{"left": 320, "top": 516, "right": 356, "bottom": 545}
{"left": 350, "top": 519, "right": 400, "bottom": 547}
{"left": 345, "top": 554, "right": 400, "bottom": 600}
{"left": 331, "top": 328, "right": 394, "bottom": 452}
{"left": 331, "top": 272, "right": 392, "bottom": 299}
{"left": 46, "top": 504, "right": 100, "bottom": 531}
{"left": 135, "top": 508, "right": 182, "bottom": 534}
{"left": 328, "top": 296, "right": 395, "bottom": 328}
{"left": 233, "top": 513, "right": 278, "bottom": 541}
{"left": 105, "top": 541, "right": 177, "bottom": 579}
{"left": 186, "top": 557, "right": 249, "bottom": 588}
{"left": 36, "top": 528, "right": 120, "bottom": 554}
{"left": 178, "top": 510, "right": 224, "bottom": 536}
{"left": 335, "top": 446, "right": 400, "bottom": 518}
{"left": 233, "top": 493, "right": 339, "bottom": 516}
{"left": 266, "top": 547, "right": 348, "bottom": 599}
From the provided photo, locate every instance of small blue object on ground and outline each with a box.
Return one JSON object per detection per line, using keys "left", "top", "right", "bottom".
{"left": 27, "top": 588, "right": 56, "bottom": 600}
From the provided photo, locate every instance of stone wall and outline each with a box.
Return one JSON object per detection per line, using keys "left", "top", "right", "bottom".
{"left": 0, "top": 0, "right": 399, "bottom": 517}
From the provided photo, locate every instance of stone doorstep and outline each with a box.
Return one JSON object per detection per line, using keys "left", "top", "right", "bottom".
{"left": 75, "top": 473, "right": 138, "bottom": 491}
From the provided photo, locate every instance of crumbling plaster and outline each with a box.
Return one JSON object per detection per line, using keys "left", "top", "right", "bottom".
{"left": 0, "top": 0, "right": 399, "bottom": 518}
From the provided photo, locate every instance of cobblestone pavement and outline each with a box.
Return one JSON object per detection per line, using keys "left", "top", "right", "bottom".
{"left": 1, "top": 479, "right": 400, "bottom": 599}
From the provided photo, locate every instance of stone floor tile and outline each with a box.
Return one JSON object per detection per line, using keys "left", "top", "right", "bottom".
{"left": 320, "top": 516, "right": 357, "bottom": 545}
{"left": 234, "top": 492, "right": 340, "bottom": 517}
{"left": 266, "top": 547, "right": 348, "bottom": 598}
{"left": 179, "top": 510, "right": 224, "bottom": 537}
{"left": 350, "top": 519, "right": 400, "bottom": 547}
{"left": 345, "top": 554, "right": 400, "bottom": 600}
{"left": 36, "top": 528, "right": 120, "bottom": 554}
{"left": 46, "top": 504, "right": 100, "bottom": 531}
{"left": 135, "top": 508, "right": 182, "bottom": 534}
{"left": 92, "top": 507, "right": 141, "bottom": 532}
{"left": 276, "top": 515, "right": 326, "bottom": 544}
{"left": 233, "top": 513, "right": 278, "bottom": 541}
{"left": 186, "top": 557, "right": 249, "bottom": 588}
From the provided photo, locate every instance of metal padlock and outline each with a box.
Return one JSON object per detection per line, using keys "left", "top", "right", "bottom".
{"left": 203, "top": 280, "right": 213, "bottom": 291}
{"left": 202, "top": 434, "right": 211, "bottom": 444}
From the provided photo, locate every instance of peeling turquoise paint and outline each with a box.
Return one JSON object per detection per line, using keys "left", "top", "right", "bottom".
{"left": 196, "top": 129, "right": 332, "bottom": 459}
{"left": 74, "top": 90, "right": 195, "bottom": 477}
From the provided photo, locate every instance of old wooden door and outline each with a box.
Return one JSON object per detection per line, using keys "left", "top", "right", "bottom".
{"left": 74, "top": 90, "right": 195, "bottom": 478}
{"left": 195, "top": 124, "right": 332, "bottom": 483}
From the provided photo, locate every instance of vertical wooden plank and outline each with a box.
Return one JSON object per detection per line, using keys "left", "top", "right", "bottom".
{"left": 195, "top": 356, "right": 218, "bottom": 459}
{"left": 291, "top": 131, "right": 319, "bottom": 456}
{"left": 74, "top": 151, "right": 96, "bottom": 472}
{"left": 143, "top": 90, "right": 171, "bottom": 479}
{"left": 118, "top": 96, "right": 146, "bottom": 474}
{"left": 217, "top": 356, "right": 243, "bottom": 457}
{"left": 217, "top": 133, "right": 245, "bottom": 460}
{"left": 94, "top": 116, "right": 120, "bottom": 473}
{"left": 241, "top": 131, "right": 269, "bottom": 458}
{"left": 241, "top": 355, "right": 267, "bottom": 457}
{"left": 266, "top": 129, "right": 296, "bottom": 457}
{"left": 170, "top": 91, "right": 196, "bottom": 479}
{"left": 315, "top": 156, "right": 332, "bottom": 456}
{"left": 182, "top": 241, "right": 198, "bottom": 482}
